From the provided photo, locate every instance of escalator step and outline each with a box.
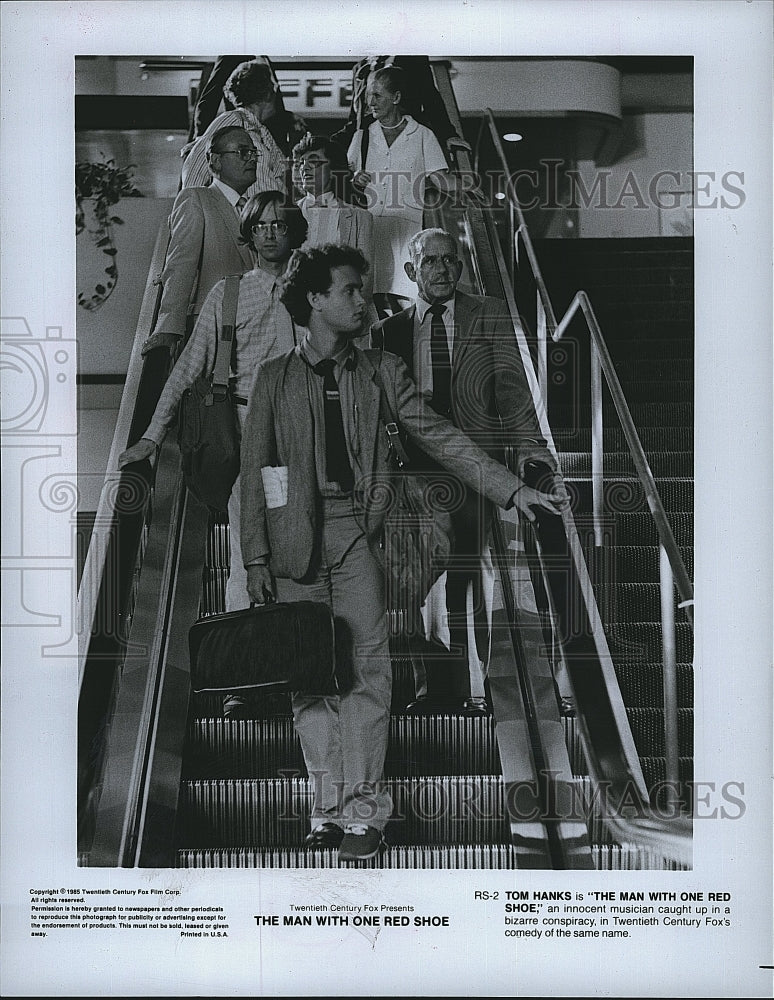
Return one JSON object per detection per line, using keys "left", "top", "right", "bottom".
{"left": 613, "top": 359, "right": 693, "bottom": 381}
{"left": 587, "top": 545, "right": 694, "bottom": 584}
{"left": 639, "top": 756, "right": 694, "bottom": 787}
{"left": 550, "top": 401, "right": 693, "bottom": 428}
{"left": 177, "top": 776, "right": 509, "bottom": 848}
{"left": 599, "top": 512, "right": 693, "bottom": 547}
{"left": 559, "top": 452, "right": 693, "bottom": 477}
{"left": 564, "top": 481, "right": 692, "bottom": 516}
{"left": 184, "top": 715, "right": 500, "bottom": 779}
{"left": 562, "top": 724, "right": 693, "bottom": 782}
{"left": 546, "top": 385, "right": 693, "bottom": 411}
{"left": 592, "top": 844, "right": 690, "bottom": 871}
{"left": 607, "top": 337, "right": 693, "bottom": 360}
{"left": 593, "top": 582, "right": 691, "bottom": 625}
{"left": 553, "top": 427, "right": 693, "bottom": 453}
{"left": 599, "top": 380, "right": 693, "bottom": 403}
{"left": 587, "top": 300, "right": 693, "bottom": 323}
{"left": 607, "top": 622, "right": 693, "bottom": 662}
{"left": 176, "top": 843, "right": 519, "bottom": 868}
{"left": 627, "top": 707, "right": 693, "bottom": 756}
{"left": 614, "top": 662, "right": 693, "bottom": 708}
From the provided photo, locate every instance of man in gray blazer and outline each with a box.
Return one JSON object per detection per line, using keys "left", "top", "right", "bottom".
{"left": 240, "top": 243, "right": 566, "bottom": 862}
{"left": 371, "top": 227, "right": 559, "bottom": 715}
{"left": 141, "top": 125, "right": 257, "bottom": 356}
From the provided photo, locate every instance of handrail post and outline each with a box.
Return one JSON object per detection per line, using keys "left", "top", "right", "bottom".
{"left": 537, "top": 290, "right": 548, "bottom": 408}
{"left": 659, "top": 543, "right": 680, "bottom": 810}
{"left": 508, "top": 198, "right": 516, "bottom": 280}
{"left": 590, "top": 338, "right": 604, "bottom": 546}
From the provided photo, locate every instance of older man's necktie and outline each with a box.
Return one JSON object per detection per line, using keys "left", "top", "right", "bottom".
{"left": 429, "top": 302, "right": 452, "bottom": 417}
{"left": 314, "top": 359, "right": 354, "bottom": 492}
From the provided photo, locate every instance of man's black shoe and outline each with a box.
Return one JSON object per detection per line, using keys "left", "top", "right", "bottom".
{"left": 460, "top": 697, "right": 491, "bottom": 717}
{"left": 304, "top": 823, "right": 345, "bottom": 848}
{"left": 222, "top": 694, "right": 251, "bottom": 720}
{"left": 404, "top": 695, "right": 491, "bottom": 717}
{"left": 338, "top": 825, "right": 383, "bottom": 862}
{"left": 404, "top": 695, "right": 454, "bottom": 715}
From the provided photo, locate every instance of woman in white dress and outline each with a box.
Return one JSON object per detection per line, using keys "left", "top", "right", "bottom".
{"left": 293, "top": 133, "right": 376, "bottom": 326}
{"left": 347, "top": 65, "right": 454, "bottom": 299}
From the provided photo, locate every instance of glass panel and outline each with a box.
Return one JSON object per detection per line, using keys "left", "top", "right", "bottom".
{"left": 76, "top": 129, "right": 189, "bottom": 198}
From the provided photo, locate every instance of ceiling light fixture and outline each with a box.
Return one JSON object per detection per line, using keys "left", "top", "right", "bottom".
{"left": 503, "top": 132, "right": 523, "bottom": 142}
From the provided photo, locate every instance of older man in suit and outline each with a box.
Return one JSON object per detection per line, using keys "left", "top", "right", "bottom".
{"left": 239, "top": 243, "right": 565, "bottom": 862}
{"left": 370, "top": 227, "right": 560, "bottom": 715}
{"left": 141, "top": 125, "right": 257, "bottom": 356}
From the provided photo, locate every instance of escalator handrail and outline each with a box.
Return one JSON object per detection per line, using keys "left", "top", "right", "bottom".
{"left": 484, "top": 108, "right": 694, "bottom": 620}
{"left": 77, "top": 222, "right": 171, "bottom": 686}
{"left": 433, "top": 63, "right": 692, "bottom": 867}
{"left": 79, "top": 61, "right": 220, "bottom": 862}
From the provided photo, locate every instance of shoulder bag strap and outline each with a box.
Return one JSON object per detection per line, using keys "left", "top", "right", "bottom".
{"left": 360, "top": 124, "right": 370, "bottom": 173}
{"left": 212, "top": 273, "right": 240, "bottom": 390}
{"left": 369, "top": 350, "right": 410, "bottom": 469}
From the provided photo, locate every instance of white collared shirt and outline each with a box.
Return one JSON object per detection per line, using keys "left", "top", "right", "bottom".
{"left": 413, "top": 295, "right": 456, "bottom": 398}
{"left": 347, "top": 115, "right": 448, "bottom": 222}
{"left": 298, "top": 190, "right": 339, "bottom": 215}
{"left": 210, "top": 176, "right": 243, "bottom": 210}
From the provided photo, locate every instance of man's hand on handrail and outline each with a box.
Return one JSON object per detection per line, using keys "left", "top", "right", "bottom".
{"left": 446, "top": 135, "right": 472, "bottom": 154}
{"left": 118, "top": 437, "right": 157, "bottom": 468}
{"left": 141, "top": 331, "right": 181, "bottom": 357}
{"left": 508, "top": 481, "right": 569, "bottom": 522}
{"left": 518, "top": 452, "right": 571, "bottom": 515}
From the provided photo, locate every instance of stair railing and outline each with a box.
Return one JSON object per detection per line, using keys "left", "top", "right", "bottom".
{"left": 484, "top": 107, "right": 694, "bottom": 807}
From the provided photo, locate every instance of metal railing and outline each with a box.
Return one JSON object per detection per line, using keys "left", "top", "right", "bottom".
{"left": 483, "top": 106, "right": 694, "bottom": 811}
{"left": 432, "top": 67, "right": 692, "bottom": 863}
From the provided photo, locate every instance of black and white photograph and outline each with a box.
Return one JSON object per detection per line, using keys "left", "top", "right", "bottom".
{"left": 1, "top": 1, "right": 772, "bottom": 996}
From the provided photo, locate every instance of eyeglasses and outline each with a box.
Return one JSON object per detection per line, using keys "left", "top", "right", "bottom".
{"left": 216, "top": 146, "right": 260, "bottom": 161}
{"left": 251, "top": 220, "right": 289, "bottom": 236}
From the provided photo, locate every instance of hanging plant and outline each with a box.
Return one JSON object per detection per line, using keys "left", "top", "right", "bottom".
{"left": 75, "top": 157, "right": 143, "bottom": 311}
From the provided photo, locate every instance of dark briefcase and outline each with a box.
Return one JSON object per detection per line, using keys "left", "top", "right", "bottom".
{"left": 188, "top": 600, "right": 337, "bottom": 696}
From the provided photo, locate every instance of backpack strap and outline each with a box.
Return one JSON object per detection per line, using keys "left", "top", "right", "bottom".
{"left": 211, "top": 273, "right": 241, "bottom": 393}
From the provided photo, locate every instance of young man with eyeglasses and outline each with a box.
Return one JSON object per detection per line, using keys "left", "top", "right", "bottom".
{"left": 141, "top": 126, "right": 261, "bottom": 357}
{"left": 120, "top": 191, "right": 308, "bottom": 649}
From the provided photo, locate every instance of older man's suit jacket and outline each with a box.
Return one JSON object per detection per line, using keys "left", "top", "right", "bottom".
{"left": 370, "top": 290, "right": 546, "bottom": 469}
{"left": 240, "top": 346, "right": 521, "bottom": 582}
{"left": 154, "top": 185, "right": 255, "bottom": 339}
